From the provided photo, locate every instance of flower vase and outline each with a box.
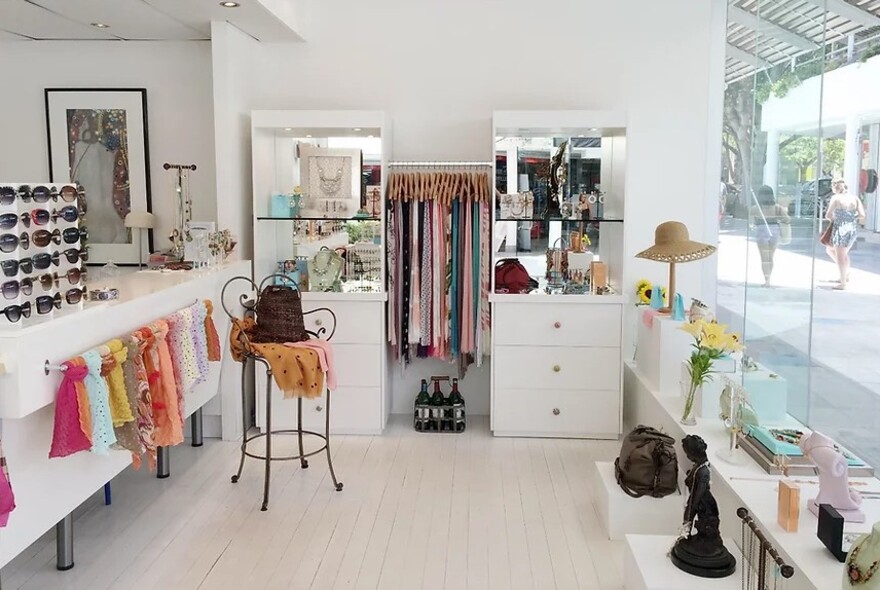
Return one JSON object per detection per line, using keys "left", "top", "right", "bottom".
{"left": 680, "top": 380, "right": 699, "bottom": 426}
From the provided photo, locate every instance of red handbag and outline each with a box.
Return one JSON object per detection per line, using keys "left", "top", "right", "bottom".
{"left": 494, "top": 259, "right": 538, "bottom": 294}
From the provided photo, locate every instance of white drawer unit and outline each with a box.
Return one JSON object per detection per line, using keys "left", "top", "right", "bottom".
{"left": 254, "top": 300, "right": 387, "bottom": 435}
{"left": 491, "top": 300, "right": 624, "bottom": 439}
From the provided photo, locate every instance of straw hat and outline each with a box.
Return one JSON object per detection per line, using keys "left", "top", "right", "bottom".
{"left": 636, "top": 221, "right": 716, "bottom": 264}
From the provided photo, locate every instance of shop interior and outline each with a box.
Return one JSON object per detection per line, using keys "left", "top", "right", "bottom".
{"left": 1, "top": 0, "right": 880, "bottom": 589}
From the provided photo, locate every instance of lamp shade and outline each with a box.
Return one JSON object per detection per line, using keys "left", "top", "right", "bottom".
{"left": 124, "top": 211, "right": 155, "bottom": 229}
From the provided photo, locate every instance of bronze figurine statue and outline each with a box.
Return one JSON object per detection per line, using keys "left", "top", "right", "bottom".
{"left": 670, "top": 434, "right": 737, "bottom": 578}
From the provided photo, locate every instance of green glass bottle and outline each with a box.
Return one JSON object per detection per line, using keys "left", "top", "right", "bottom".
{"left": 448, "top": 378, "right": 466, "bottom": 432}
{"left": 415, "top": 379, "right": 430, "bottom": 430}
{"left": 429, "top": 379, "right": 447, "bottom": 430}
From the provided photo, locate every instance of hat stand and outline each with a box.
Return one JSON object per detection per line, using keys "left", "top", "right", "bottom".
{"left": 660, "top": 262, "right": 675, "bottom": 314}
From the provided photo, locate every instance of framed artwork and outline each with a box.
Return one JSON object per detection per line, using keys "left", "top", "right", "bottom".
{"left": 45, "top": 88, "right": 153, "bottom": 265}
{"left": 298, "top": 145, "right": 363, "bottom": 218}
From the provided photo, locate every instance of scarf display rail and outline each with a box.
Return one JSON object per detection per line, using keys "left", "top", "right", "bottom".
{"left": 386, "top": 163, "right": 492, "bottom": 372}
{"left": 222, "top": 274, "right": 342, "bottom": 512}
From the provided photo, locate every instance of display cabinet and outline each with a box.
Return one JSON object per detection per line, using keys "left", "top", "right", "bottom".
{"left": 490, "top": 111, "right": 627, "bottom": 438}
{"left": 250, "top": 111, "right": 390, "bottom": 434}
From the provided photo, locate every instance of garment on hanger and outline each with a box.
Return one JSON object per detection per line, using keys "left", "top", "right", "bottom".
{"left": 82, "top": 349, "right": 117, "bottom": 454}
{"left": 0, "top": 442, "right": 15, "bottom": 527}
{"left": 112, "top": 341, "right": 144, "bottom": 457}
{"left": 127, "top": 336, "right": 156, "bottom": 471}
{"left": 49, "top": 360, "right": 92, "bottom": 458}
{"left": 103, "top": 339, "right": 134, "bottom": 427}
{"left": 190, "top": 301, "right": 210, "bottom": 386}
{"left": 151, "top": 320, "right": 184, "bottom": 447}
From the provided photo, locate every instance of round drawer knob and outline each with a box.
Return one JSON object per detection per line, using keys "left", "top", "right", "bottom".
{"left": 554, "top": 321, "right": 561, "bottom": 329}
{"left": 315, "top": 405, "right": 323, "bottom": 412}
{"left": 315, "top": 318, "right": 323, "bottom": 326}
{"left": 552, "top": 408, "right": 561, "bottom": 416}
{"left": 553, "top": 365, "right": 561, "bottom": 373}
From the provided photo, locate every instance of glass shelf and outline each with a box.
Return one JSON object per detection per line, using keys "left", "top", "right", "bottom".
{"left": 257, "top": 216, "right": 381, "bottom": 222}
{"left": 496, "top": 217, "right": 623, "bottom": 223}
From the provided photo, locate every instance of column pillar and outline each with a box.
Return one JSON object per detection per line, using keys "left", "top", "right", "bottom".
{"left": 868, "top": 123, "right": 879, "bottom": 231}
{"left": 844, "top": 117, "right": 862, "bottom": 199}
{"left": 505, "top": 147, "right": 518, "bottom": 253}
{"left": 764, "top": 129, "right": 780, "bottom": 196}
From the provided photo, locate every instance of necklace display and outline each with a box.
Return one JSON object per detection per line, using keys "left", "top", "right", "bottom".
{"left": 317, "top": 158, "right": 344, "bottom": 196}
{"left": 848, "top": 541, "right": 880, "bottom": 585}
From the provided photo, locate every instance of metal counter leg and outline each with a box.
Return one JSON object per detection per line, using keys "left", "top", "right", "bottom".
{"left": 157, "top": 446, "right": 170, "bottom": 479}
{"left": 261, "top": 368, "right": 273, "bottom": 511}
{"left": 103, "top": 483, "right": 112, "bottom": 506}
{"left": 231, "top": 358, "right": 248, "bottom": 484}
{"left": 297, "top": 397, "right": 308, "bottom": 469}
{"left": 56, "top": 514, "right": 74, "bottom": 571}
{"left": 191, "top": 407, "right": 204, "bottom": 447}
{"left": 325, "top": 389, "right": 343, "bottom": 492}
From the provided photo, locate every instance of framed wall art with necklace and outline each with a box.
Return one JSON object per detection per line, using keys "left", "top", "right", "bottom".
{"left": 298, "top": 145, "right": 363, "bottom": 219}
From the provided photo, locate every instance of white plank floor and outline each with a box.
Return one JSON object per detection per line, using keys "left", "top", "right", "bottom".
{"left": 2, "top": 416, "right": 625, "bottom": 590}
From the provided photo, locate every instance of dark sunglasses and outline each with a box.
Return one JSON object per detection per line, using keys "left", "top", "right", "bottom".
{"left": 0, "top": 186, "right": 15, "bottom": 206}
{"left": 53, "top": 206, "right": 80, "bottom": 223}
{"left": 29, "top": 209, "right": 52, "bottom": 227}
{"left": 16, "top": 185, "right": 32, "bottom": 203}
{"left": 62, "top": 227, "right": 87, "bottom": 244}
{"left": 63, "top": 287, "right": 87, "bottom": 305}
{"left": 0, "top": 213, "right": 28, "bottom": 230}
{"left": 32, "top": 252, "right": 61, "bottom": 270}
{"left": 0, "top": 258, "right": 33, "bottom": 277}
{"left": 52, "top": 268, "right": 87, "bottom": 286}
{"left": 0, "top": 232, "right": 29, "bottom": 253}
{"left": 32, "top": 185, "right": 58, "bottom": 203}
{"left": 1, "top": 301, "right": 30, "bottom": 323}
{"left": 35, "top": 293, "right": 62, "bottom": 315}
{"left": 1, "top": 278, "right": 33, "bottom": 300}
{"left": 31, "top": 229, "right": 62, "bottom": 248}
{"left": 61, "top": 248, "right": 88, "bottom": 264}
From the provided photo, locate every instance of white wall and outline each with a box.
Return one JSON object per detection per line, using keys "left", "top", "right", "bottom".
{"left": 214, "top": 0, "right": 725, "bottom": 414}
{"left": 0, "top": 41, "right": 217, "bottom": 250}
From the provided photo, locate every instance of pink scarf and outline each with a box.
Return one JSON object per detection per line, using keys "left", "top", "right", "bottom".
{"left": 49, "top": 361, "right": 92, "bottom": 458}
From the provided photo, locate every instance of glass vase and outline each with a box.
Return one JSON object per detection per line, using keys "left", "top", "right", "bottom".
{"left": 680, "top": 380, "right": 699, "bottom": 426}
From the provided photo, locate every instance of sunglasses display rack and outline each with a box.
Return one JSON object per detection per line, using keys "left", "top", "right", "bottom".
{"left": 0, "top": 182, "right": 87, "bottom": 327}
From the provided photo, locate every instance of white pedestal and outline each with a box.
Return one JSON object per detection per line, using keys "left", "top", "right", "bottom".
{"left": 636, "top": 313, "right": 692, "bottom": 396}
{"left": 624, "top": 535, "right": 741, "bottom": 590}
{"left": 591, "top": 462, "right": 683, "bottom": 541}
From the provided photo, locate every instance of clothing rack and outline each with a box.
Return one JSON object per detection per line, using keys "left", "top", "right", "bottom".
{"left": 737, "top": 507, "right": 795, "bottom": 587}
{"left": 388, "top": 161, "right": 493, "bottom": 168}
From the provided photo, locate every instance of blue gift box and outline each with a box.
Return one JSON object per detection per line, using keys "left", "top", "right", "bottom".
{"left": 270, "top": 194, "right": 292, "bottom": 218}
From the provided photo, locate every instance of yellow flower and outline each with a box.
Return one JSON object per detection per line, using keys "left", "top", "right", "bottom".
{"left": 700, "top": 321, "right": 730, "bottom": 350}
{"left": 680, "top": 319, "right": 704, "bottom": 338}
{"left": 637, "top": 285, "right": 651, "bottom": 305}
{"left": 636, "top": 279, "right": 651, "bottom": 295}
{"left": 583, "top": 234, "right": 592, "bottom": 246}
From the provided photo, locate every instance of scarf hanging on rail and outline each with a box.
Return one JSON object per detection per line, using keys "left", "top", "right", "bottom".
{"left": 386, "top": 167, "right": 491, "bottom": 371}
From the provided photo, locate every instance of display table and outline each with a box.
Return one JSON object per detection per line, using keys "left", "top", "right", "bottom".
{"left": 591, "top": 461, "right": 683, "bottom": 541}
{"left": 624, "top": 361, "right": 880, "bottom": 590}
{"left": 0, "top": 261, "right": 251, "bottom": 569}
{"left": 624, "top": 535, "right": 742, "bottom": 590}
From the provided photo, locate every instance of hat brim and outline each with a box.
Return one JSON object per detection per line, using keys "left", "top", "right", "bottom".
{"left": 636, "top": 241, "right": 716, "bottom": 263}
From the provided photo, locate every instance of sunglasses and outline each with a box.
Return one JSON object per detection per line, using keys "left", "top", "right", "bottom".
{"left": 0, "top": 186, "right": 15, "bottom": 206}
{"left": 0, "top": 258, "right": 33, "bottom": 277}
{"left": 31, "top": 185, "right": 58, "bottom": 203}
{"left": 58, "top": 185, "right": 80, "bottom": 204}
{"left": 35, "top": 293, "right": 62, "bottom": 315}
{"left": 54, "top": 206, "right": 80, "bottom": 223}
{"left": 62, "top": 287, "right": 87, "bottom": 305}
{"left": 61, "top": 248, "right": 88, "bottom": 264}
{"left": 28, "top": 209, "right": 52, "bottom": 227}
{"left": 52, "top": 268, "right": 87, "bottom": 286}
{"left": 32, "top": 252, "right": 61, "bottom": 270}
{"left": 0, "top": 213, "right": 28, "bottom": 231}
{"left": 31, "top": 229, "right": 61, "bottom": 248}
{"left": 1, "top": 278, "right": 33, "bottom": 300}
{"left": 1, "top": 301, "right": 30, "bottom": 323}
{"left": 16, "top": 185, "right": 32, "bottom": 203}
{"left": 0, "top": 232, "right": 29, "bottom": 253}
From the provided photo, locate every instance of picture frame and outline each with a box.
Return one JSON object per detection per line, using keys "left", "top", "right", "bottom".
{"left": 45, "top": 88, "right": 153, "bottom": 265}
{"left": 298, "top": 145, "right": 363, "bottom": 218}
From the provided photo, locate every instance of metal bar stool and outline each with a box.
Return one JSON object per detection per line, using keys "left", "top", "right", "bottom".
{"left": 221, "top": 274, "right": 343, "bottom": 511}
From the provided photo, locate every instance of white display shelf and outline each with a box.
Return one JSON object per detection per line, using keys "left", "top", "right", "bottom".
{"left": 624, "top": 361, "right": 880, "bottom": 590}
{"left": 624, "top": 534, "right": 742, "bottom": 590}
{"left": 489, "top": 293, "right": 627, "bottom": 304}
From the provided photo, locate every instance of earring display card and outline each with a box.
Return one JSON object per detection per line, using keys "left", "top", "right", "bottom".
{"left": 777, "top": 479, "right": 800, "bottom": 532}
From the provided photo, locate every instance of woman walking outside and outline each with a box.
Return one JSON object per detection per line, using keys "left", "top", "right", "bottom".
{"left": 750, "top": 185, "right": 790, "bottom": 287}
{"left": 824, "top": 178, "right": 866, "bottom": 290}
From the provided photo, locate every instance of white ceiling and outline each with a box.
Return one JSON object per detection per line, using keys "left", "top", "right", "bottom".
{"left": 0, "top": 0, "right": 302, "bottom": 42}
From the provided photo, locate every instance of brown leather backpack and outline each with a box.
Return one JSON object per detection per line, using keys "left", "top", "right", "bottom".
{"left": 614, "top": 425, "right": 679, "bottom": 498}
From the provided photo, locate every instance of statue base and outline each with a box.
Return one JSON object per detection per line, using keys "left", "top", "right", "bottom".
{"left": 670, "top": 537, "right": 737, "bottom": 578}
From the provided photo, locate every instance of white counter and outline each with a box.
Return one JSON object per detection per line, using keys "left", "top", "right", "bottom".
{"left": 624, "top": 361, "right": 880, "bottom": 590}
{"left": 0, "top": 260, "right": 251, "bottom": 569}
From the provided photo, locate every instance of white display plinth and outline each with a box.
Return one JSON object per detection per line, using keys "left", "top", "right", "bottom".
{"left": 624, "top": 534, "right": 741, "bottom": 590}
{"left": 635, "top": 313, "right": 692, "bottom": 396}
{"left": 591, "top": 461, "right": 683, "bottom": 541}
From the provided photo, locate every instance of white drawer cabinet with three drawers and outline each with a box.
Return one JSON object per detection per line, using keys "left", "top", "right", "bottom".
{"left": 491, "top": 297, "right": 625, "bottom": 439}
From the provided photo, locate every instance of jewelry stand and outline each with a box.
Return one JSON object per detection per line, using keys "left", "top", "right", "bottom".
{"left": 716, "top": 376, "right": 748, "bottom": 466}
{"left": 221, "top": 274, "right": 343, "bottom": 511}
{"left": 737, "top": 507, "right": 795, "bottom": 589}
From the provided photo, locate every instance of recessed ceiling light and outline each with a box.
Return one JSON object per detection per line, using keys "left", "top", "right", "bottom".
{"left": 577, "top": 134, "right": 585, "bottom": 137}
{"left": 590, "top": 128, "right": 599, "bottom": 131}
{"left": 220, "top": 2, "right": 240, "bottom": 7}
{"left": 367, "top": 135, "right": 374, "bottom": 138}
{"left": 284, "top": 127, "right": 292, "bottom": 132}
{"left": 306, "top": 134, "right": 312, "bottom": 138}
{"left": 91, "top": 22, "right": 110, "bottom": 28}
{"left": 353, "top": 128, "right": 362, "bottom": 132}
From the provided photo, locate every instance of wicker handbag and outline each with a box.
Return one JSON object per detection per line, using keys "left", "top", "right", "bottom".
{"left": 251, "top": 284, "right": 308, "bottom": 344}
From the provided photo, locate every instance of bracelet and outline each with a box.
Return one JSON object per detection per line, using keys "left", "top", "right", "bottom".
{"left": 89, "top": 288, "right": 119, "bottom": 301}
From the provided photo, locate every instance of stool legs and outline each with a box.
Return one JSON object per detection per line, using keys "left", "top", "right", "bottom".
{"left": 325, "top": 389, "right": 343, "bottom": 492}
{"left": 56, "top": 513, "right": 74, "bottom": 571}
{"left": 297, "top": 397, "right": 308, "bottom": 469}
{"left": 261, "top": 368, "right": 272, "bottom": 512}
{"left": 231, "top": 358, "right": 249, "bottom": 484}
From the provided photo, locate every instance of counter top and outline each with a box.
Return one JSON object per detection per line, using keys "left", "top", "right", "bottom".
{"left": 490, "top": 293, "right": 627, "bottom": 304}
